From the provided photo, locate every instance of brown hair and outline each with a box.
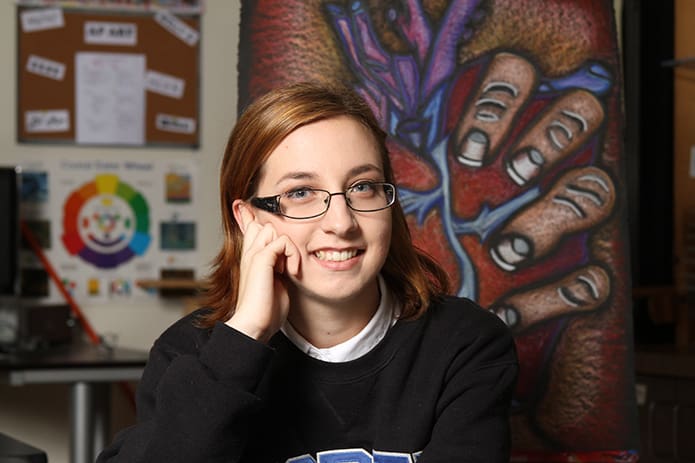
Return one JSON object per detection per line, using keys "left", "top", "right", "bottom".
{"left": 198, "top": 81, "right": 449, "bottom": 327}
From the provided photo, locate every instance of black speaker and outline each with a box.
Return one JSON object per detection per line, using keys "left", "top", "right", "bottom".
{"left": 20, "top": 304, "right": 75, "bottom": 349}
{"left": 0, "top": 303, "right": 76, "bottom": 352}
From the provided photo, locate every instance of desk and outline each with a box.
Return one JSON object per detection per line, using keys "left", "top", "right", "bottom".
{"left": 0, "top": 342, "right": 148, "bottom": 463}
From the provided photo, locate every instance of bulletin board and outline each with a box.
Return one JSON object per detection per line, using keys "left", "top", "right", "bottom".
{"left": 17, "top": 6, "right": 200, "bottom": 147}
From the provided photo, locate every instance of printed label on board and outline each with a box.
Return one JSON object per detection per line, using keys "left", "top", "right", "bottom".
{"left": 26, "top": 54, "right": 66, "bottom": 81}
{"left": 154, "top": 11, "right": 199, "bottom": 46}
{"left": 21, "top": 8, "right": 64, "bottom": 32}
{"left": 145, "top": 70, "right": 185, "bottom": 99}
{"left": 84, "top": 21, "right": 137, "bottom": 46}
{"left": 25, "top": 109, "right": 70, "bottom": 133}
{"left": 156, "top": 114, "right": 196, "bottom": 134}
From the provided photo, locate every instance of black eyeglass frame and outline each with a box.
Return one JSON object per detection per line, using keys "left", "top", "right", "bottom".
{"left": 250, "top": 181, "right": 397, "bottom": 220}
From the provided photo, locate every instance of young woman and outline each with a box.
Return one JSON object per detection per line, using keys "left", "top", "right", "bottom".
{"left": 98, "top": 82, "right": 518, "bottom": 463}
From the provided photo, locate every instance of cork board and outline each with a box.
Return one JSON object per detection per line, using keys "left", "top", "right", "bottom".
{"left": 17, "top": 6, "right": 200, "bottom": 147}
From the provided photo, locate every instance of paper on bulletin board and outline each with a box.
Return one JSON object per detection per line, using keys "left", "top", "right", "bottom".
{"left": 154, "top": 10, "right": 199, "bottom": 46}
{"left": 18, "top": 157, "right": 199, "bottom": 303}
{"left": 25, "top": 109, "right": 70, "bottom": 133}
{"left": 26, "top": 54, "right": 66, "bottom": 80}
{"left": 20, "top": 7, "right": 64, "bottom": 32}
{"left": 145, "top": 70, "right": 185, "bottom": 99}
{"left": 84, "top": 21, "right": 138, "bottom": 46}
{"left": 75, "top": 52, "right": 146, "bottom": 145}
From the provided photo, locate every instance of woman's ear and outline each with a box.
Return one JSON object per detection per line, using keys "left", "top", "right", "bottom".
{"left": 232, "top": 199, "right": 255, "bottom": 234}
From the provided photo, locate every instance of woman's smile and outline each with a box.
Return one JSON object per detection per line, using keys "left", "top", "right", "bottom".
{"left": 313, "top": 249, "right": 361, "bottom": 262}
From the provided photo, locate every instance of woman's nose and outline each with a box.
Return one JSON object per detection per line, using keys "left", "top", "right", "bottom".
{"left": 320, "top": 194, "right": 357, "bottom": 234}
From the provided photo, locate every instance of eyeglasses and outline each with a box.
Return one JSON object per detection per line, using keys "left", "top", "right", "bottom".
{"left": 250, "top": 181, "right": 396, "bottom": 219}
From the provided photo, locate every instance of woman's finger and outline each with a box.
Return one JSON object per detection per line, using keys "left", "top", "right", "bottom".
{"left": 280, "top": 235, "right": 301, "bottom": 277}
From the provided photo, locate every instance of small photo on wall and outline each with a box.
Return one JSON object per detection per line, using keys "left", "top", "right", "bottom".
{"left": 61, "top": 277, "right": 78, "bottom": 296}
{"left": 165, "top": 172, "right": 192, "bottom": 203}
{"left": 160, "top": 221, "right": 196, "bottom": 250}
{"left": 87, "top": 277, "right": 106, "bottom": 298}
{"left": 109, "top": 278, "right": 132, "bottom": 297}
{"left": 21, "top": 171, "right": 49, "bottom": 203}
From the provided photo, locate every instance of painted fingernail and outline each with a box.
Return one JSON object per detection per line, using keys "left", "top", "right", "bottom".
{"left": 490, "top": 235, "right": 530, "bottom": 271}
{"left": 457, "top": 129, "right": 488, "bottom": 167}
{"left": 492, "top": 305, "right": 519, "bottom": 328}
{"left": 506, "top": 148, "right": 545, "bottom": 186}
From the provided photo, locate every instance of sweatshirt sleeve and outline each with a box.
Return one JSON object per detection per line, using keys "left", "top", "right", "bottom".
{"left": 97, "top": 318, "right": 275, "bottom": 463}
{"left": 421, "top": 304, "right": 519, "bottom": 463}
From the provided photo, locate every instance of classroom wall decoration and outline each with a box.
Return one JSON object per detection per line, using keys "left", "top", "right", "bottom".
{"left": 17, "top": 4, "right": 200, "bottom": 147}
{"left": 61, "top": 173, "right": 152, "bottom": 269}
{"left": 19, "top": 158, "right": 198, "bottom": 303}
{"left": 238, "top": 0, "right": 638, "bottom": 460}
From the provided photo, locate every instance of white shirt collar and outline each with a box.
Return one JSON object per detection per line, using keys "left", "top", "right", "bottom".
{"left": 281, "top": 275, "right": 398, "bottom": 363}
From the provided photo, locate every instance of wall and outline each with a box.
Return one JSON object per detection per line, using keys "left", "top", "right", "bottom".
{"left": 674, "top": 0, "right": 695, "bottom": 287}
{"left": 0, "top": 1, "right": 240, "bottom": 461}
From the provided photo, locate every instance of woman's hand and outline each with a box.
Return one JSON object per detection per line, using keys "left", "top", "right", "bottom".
{"left": 226, "top": 205, "right": 300, "bottom": 343}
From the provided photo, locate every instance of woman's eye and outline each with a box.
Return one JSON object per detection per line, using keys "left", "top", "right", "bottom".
{"left": 351, "top": 182, "right": 376, "bottom": 195}
{"left": 285, "top": 188, "right": 314, "bottom": 201}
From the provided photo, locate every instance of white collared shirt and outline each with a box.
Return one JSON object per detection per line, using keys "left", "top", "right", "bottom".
{"left": 281, "top": 276, "right": 399, "bottom": 363}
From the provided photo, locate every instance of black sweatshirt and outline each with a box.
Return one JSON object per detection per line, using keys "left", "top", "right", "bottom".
{"left": 98, "top": 296, "right": 518, "bottom": 463}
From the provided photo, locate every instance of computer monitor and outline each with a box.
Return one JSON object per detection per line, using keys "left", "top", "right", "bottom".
{"left": 0, "top": 166, "right": 20, "bottom": 297}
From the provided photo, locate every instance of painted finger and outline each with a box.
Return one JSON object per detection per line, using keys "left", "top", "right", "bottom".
{"left": 453, "top": 53, "right": 538, "bottom": 168}
{"left": 505, "top": 89, "right": 604, "bottom": 186}
{"left": 490, "top": 264, "right": 611, "bottom": 332}
{"left": 489, "top": 166, "right": 615, "bottom": 271}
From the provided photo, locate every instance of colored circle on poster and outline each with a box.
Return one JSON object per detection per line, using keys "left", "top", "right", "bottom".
{"left": 61, "top": 174, "right": 151, "bottom": 268}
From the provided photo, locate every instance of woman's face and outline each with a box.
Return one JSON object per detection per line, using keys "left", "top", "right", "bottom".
{"left": 251, "top": 115, "right": 393, "bottom": 308}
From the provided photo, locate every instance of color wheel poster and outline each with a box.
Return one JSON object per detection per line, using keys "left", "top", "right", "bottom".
{"left": 19, "top": 158, "right": 198, "bottom": 303}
